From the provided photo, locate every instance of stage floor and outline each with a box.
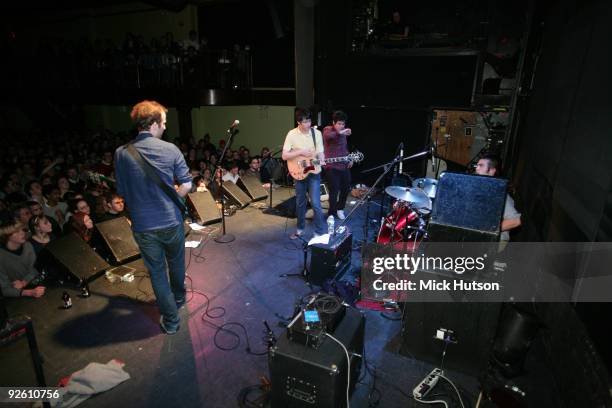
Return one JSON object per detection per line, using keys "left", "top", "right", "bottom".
{"left": 2, "top": 186, "right": 557, "bottom": 407}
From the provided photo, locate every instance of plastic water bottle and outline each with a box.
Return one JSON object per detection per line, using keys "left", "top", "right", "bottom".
{"left": 327, "top": 216, "right": 335, "bottom": 236}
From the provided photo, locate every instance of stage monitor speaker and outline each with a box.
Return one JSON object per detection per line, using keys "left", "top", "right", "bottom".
{"left": 400, "top": 302, "right": 502, "bottom": 376}
{"left": 309, "top": 231, "right": 353, "bottom": 286}
{"left": 222, "top": 182, "right": 251, "bottom": 208}
{"left": 46, "top": 233, "right": 110, "bottom": 281}
{"left": 267, "top": 196, "right": 297, "bottom": 218}
{"left": 269, "top": 307, "right": 365, "bottom": 408}
{"left": 237, "top": 176, "right": 268, "bottom": 201}
{"left": 428, "top": 172, "right": 507, "bottom": 242}
{"left": 95, "top": 217, "right": 140, "bottom": 264}
{"left": 187, "top": 191, "right": 221, "bottom": 225}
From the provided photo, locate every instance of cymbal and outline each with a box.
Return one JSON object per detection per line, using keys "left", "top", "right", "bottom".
{"left": 412, "top": 178, "right": 438, "bottom": 199}
{"left": 385, "top": 186, "right": 431, "bottom": 210}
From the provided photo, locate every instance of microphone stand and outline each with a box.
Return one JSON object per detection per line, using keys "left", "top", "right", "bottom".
{"left": 345, "top": 149, "right": 430, "bottom": 245}
{"left": 214, "top": 126, "right": 239, "bottom": 243}
{"left": 279, "top": 233, "right": 312, "bottom": 289}
{"left": 339, "top": 153, "right": 403, "bottom": 245}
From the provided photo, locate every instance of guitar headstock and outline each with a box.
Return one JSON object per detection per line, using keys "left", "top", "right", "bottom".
{"left": 348, "top": 151, "right": 364, "bottom": 163}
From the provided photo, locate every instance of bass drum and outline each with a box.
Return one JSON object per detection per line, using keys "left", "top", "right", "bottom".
{"left": 377, "top": 201, "right": 424, "bottom": 249}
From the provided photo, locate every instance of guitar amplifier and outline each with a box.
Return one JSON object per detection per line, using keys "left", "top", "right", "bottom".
{"left": 309, "top": 230, "right": 353, "bottom": 286}
{"left": 269, "top": 307, "right": 365, "bottom": 408}
{"left": 428, "top": 172, "right": 507, "bottom": 242}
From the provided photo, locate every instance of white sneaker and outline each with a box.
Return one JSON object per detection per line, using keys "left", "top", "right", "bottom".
{"left": 290, "top": 229, "right": 304, "bottom": 240}
{"left": 337, "top": 210, "right": 346, "bottom": 220}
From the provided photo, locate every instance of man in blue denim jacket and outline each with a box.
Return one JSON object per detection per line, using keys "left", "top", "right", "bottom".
{"left": 115, "top": 100, "right": 192, "bottom": 335}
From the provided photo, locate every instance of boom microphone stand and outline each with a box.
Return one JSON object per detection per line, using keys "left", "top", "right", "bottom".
{"left": 214, "top": 120, "right": 239, "bottom": 243}
{"left": 279, "top": 234, "right": 312, "bottom": 289}
{"left": 341, "top": 149, "right": 429, "bottom": 244}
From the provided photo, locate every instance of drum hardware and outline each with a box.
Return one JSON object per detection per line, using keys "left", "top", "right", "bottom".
{"left": 412, "top": 177, "right": 438, "bottom": 199}
{"left": 384, "top": 186, "right": 432, "bottom": 213}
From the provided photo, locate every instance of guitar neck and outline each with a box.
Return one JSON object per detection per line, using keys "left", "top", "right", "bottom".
{"left": 322, "top": 156, "right": 351, "bottom": 164}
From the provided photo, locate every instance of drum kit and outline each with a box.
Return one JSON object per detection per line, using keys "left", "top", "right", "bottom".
{"left": 376, "top": 178, "right": 438, "bottom": 246}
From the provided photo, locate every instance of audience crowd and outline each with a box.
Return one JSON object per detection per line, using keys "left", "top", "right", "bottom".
{"left": 0, "top": 126, "right": 280, "bottom": 299}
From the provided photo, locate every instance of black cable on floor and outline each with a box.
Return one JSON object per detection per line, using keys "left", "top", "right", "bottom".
{"left": 237, "top": 384, "right": 270, "bottom": 408}
{"left": 184, "top": 276, "right": 269, "bottom": 356}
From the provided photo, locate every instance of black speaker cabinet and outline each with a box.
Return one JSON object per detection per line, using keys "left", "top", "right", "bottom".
{"left": 46, "top": 233, "right": 110, "bottom": 281}
{"left": 400, "top": 302, "right": 502, "bottom": 376}
{"left": 237, "top": 176, "right": 268, "bottom": 201}
{"left": 222, "top": 182, "right": 251, "bottom": 208}
{"left": 95, "top": 217, "right": 140, "bottom": 264}
{"left": 309, "top": 231, "right": 353, "bottom": 286}
{"left": 268, "top": 196, "right": 297, "bottom": 218}
{"left": 187, "top": 191, "right": 221, "bottom": 225}
{"left": 428, "top": 172, "right": 507, "bottom": 242}
{"left": 269, "top": 307, "right": 365, "bottom": 408}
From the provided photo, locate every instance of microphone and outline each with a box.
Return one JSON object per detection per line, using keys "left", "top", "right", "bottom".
{"left": 228, "top": 120, "right": 240, "bottom": 132}
{"left": 431, "top": 141, "right": 437, "bottom": 172}
{"left": 399, "top": 142, "right": 404, "bottom": 174}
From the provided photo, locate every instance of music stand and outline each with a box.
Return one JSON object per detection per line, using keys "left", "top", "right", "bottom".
{"left": 261, "top": 147, "right": 284, "bottom": 214}
{"left": 279, "top": 234, "right": 312, "bottom": 289}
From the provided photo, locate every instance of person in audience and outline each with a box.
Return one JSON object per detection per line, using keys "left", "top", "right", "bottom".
{"left": 1, "top": 177, "right": 27, "bottom": 204}
{"left": 69, "top": 212, "right": 94, "bottom": 243}
{"left": 0, "top": 219, "right": 46, "bottom": 298}
{"left": 42, "top": 184, "right": 68, "bottom": 227}
{"left": 239, "top": 148, "right": 251, "bottom": 170}
{"left": 222, "top": 162, "right": 240, "bottom": 184}
{"left": 25, "top": 180, "right": 44, "bottom": 205}
{"left": 92, "top": 150, "right": 114, "bottom": 177}
{"left": 202, "top": 168, "right": 212, "bottom": 185}
{"left": 28, "top": 200, "right": 62, "bottom": 237}
{"left": 245, "top": 156, "right": 261, "bottom": 180}
{"left": 192, "top": 176, "right": 208, "bottom": 193}
{"left": 64, "top": 197, "right": 90, "bottom": 229}
{"left": 98, "top": 192, "right": 127, "bottom": 222}
{"left": 208, "top": 168, "right": 223, "bottom": 199}
{"left": 72, "top": 198, "right": 91, "bottom": 216}
{"left": 28, "top": 214, "right": 56, "bottom": 255}
{"left": 66, "top": 166, "right": 85, "bottom": 192}
{"left": 386, "top": 10, "right": 410, "bottom": 39}
{"left": 12, "top": 203, "right": 33, "bottom": 227}
{"left": 57, "top": 176, "right": 72, "bottom": 199}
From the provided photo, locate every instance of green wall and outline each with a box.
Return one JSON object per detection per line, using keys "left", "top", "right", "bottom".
{"left": 82, "top": 104, "right": 295, "bottom": 152}
{"left": 191, "top": 106, "right": 295, "bottom": 154}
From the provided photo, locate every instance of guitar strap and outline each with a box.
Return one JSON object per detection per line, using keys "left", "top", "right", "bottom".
{"left": 124, "top": 143, "right": 188, "bottom": 217}
{"left": 310, "top": 127, "right": 317, "bottom": 151}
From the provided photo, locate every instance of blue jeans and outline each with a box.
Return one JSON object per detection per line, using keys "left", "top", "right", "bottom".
{"left": 133, "top": 224, "right": 186, "bottom": 330}
{"left": 295, "top": 173, "right": 326, "bottom": 234}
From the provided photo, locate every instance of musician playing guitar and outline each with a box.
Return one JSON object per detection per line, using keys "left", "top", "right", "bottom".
{"left": 282, "top": 108, "right": 326, "bottom": 239}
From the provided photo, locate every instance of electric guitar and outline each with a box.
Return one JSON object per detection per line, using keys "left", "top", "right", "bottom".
{"left": 287, "top": 151, "right": 364, "bottom": 181}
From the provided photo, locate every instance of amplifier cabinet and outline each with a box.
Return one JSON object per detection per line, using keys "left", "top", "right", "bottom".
{"left": 269, "top": 308, "right": 365, "bottom": 408}
{"left": 309, "top": 231, "right": 353, "bottom": 286}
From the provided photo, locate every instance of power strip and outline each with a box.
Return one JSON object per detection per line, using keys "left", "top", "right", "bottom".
{"left": 413, "top": 368, "right": 443, "bottom": 399}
